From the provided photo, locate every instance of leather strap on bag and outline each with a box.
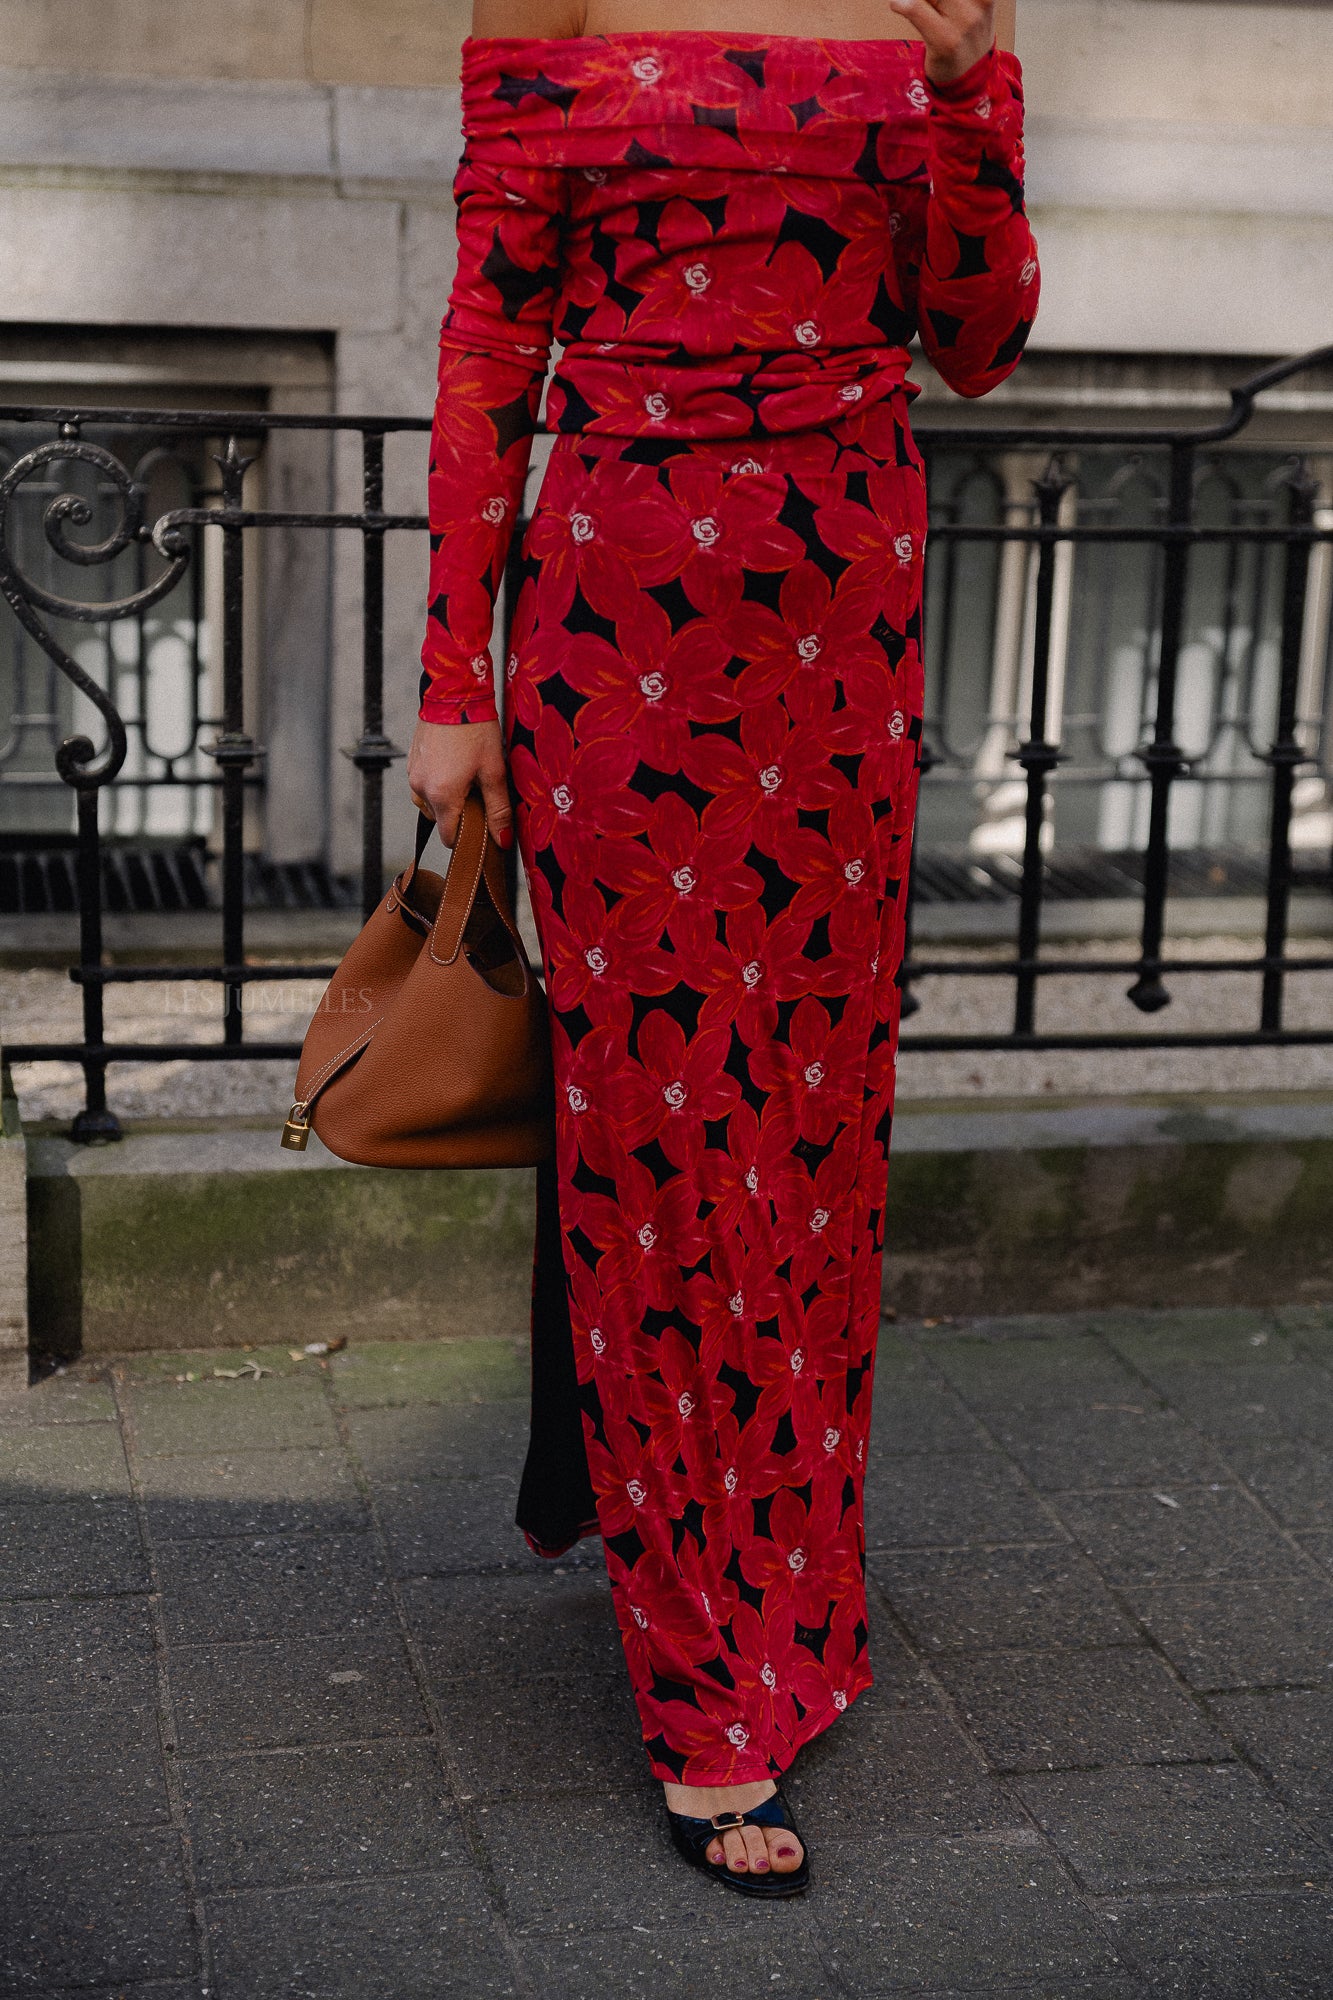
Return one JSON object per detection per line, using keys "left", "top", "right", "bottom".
{"left": 430, "top": 794, "right": 490, "bottom": 966}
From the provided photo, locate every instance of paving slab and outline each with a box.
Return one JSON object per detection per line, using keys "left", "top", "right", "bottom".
{"left": 167, "top": 1632, "right": 428, "bottom": 1754}
{"left": 0, "top": 1368, "right": 116, "bottom": 1425}
{"left": 0, "top": 1706, "right": 170, "bottom": 1838}
{"left": 783, "top": 1699, "right": 1021, "bottom": 1843}
{"left": 1015, "top": 1762, "right": 1325, "bottom": 1894}
{"left": 1126, "top": 1579, "right": 1333, "bottom": 1691}
{"left": 864, "top": 1450, "right": 1059, "bottom": 1551}
{"left": 183, "top": 1740, "right": 465, "bottom": 1890}
{"left": 137, "top": 1445, "right": 367, "bottom": 1541}
{"left": 514, "top": 1915, "right": 834, "bottom": 2000}
{"left": 1096, "top": 1307, "right": 1290, "bottom": 1372}
{"left": 205, "top": 1873, "right": 520, "bottom": 1999}
{"left": 913, "top": 1312, "right": 1110, "bottom": 1346}
{"left": 0, "top": 1420, "right": 132, "bottom": 1499}
{"left": 0, "top": 1496, "right": 148, "bottom": 1597}
{"left": 812, "top": 1834, "right": 1126, "bottom": 1993}
{"left": 24, "top": 1986, "right": 203, "bottom": 2000}
{"left": 124, "top": 1377, "right": 340, "bottom": 1457}
{"left": 1277, "top": 1307, "right": 1333, "bottom": 1369}
{"left": 988, "top": 1403, "right": 1226, "bottom": 1494}
{"left": 931, "top": 1647, "right": 1228, "bottom": 1772}
{"left": 375, "top": 1474, "right": 603, "bottom": 1577}
{"left": 1106, "top": 1888, "right": 1333, "bottom": 1998}
{"left": 19, "top": 1986, "right": 204, "bottom": 1999}
{"left": 1220, "top": 1437, "right": 1333, "bottom": 1530}
{"left": 346, "top": 1399, "right": 530, "bottom": 1483}
{"left": 1298, "top": 1530, "right": 1333, "bottom": 1576}
{"left": 325, "top": 1337, "right": 528, "bottom": 1409}
{"left": 870, "top": 1377, "right": 987, "bottom": 1455}
{"left": 476, "top": 1787, "right": 738, "bottom": 1935}
{"left": 1207, "top": 1689, "right": 1333, "bottom": 1845}
{"left": 1055, "top": 1484, "right": 1309, "bottom": 1585}
{"left": 871, "top": 1544, "right": 1137, "bottom": 1654}
{"left": 1131, "top": 1361, "right": 1333, "bottom": 1445}
{"left": 401, "top": 1569, "right": 624, "bottom": 1681}
{"left": 927, "top": 1335, "right": 1146, "bottom": 1414}
{"left": 429, "top": 1671, "right": 653, "bottom": 1802}
{"left": 0, "top": 1828, "right": 196, "bottom": 1991}
{"left": 870, "top": 1984, "right": 1145, "bottom": 2000}
{"left": 0, "top": 1596, "right": 157, "bottom": 1712}
{"left": 153, "top": 1531, "right": 393, "bottom": 1644}
{"left": 2, "top": 1307, "right": 1331, "bottom": 1996}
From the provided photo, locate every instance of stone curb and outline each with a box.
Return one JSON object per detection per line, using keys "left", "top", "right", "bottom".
{"left": 20, "top": 1093, "right": 1333, "bottom": 1360}
{"left": 0, "top": 1038, "right": 29, "bottom": 1390}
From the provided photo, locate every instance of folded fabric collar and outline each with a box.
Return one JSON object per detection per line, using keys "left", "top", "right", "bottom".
{"left": 460, "top": 33, "right": 1022, "bottom": 172}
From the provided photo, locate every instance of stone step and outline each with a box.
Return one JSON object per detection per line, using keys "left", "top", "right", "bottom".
{"left": 18, "top": 1093, "right": 1333, "bottom": 1362}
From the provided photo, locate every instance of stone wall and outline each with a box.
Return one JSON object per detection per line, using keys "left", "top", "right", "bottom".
{"left": 0, "top": 0, "right": 1328, "bottom": 871}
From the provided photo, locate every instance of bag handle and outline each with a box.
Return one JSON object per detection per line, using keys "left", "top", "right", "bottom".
{"left": 396, "top": 796, "right": 520, "bottom": 965}
{"left": 429, "top": 792, "right": 497, "bottom": 966}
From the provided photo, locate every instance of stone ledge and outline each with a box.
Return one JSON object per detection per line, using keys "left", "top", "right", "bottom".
{"left": 0, "top": 1046, "right": 28, "bottom": 1390}
{"left": 26, "top": 1129, "right": 535, "bottom": 1359}
{"left": 887, "top": 1092, "right": 1333, "bottom": 1319}
{"left": 22, "top": 1094, "right": 1333, "bottom": 1359}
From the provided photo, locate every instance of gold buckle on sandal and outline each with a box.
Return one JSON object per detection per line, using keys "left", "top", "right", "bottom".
{"left": 709, "top": 1810, "right": 748, "bottom": 1830}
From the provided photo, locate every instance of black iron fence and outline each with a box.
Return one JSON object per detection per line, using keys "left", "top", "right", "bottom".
{"left": 2, "top": 347, "right": 1332, "bottom": 1139}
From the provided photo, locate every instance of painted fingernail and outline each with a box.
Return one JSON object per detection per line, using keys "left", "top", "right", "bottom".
{"left": 497, "top": 826, "right": 514, "bottom": 849}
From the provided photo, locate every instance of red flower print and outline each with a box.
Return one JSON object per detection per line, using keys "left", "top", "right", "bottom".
{"left": 597, "top": 793, "right": 760, "bottom": 960}
{"left": 509, "top": 705, "right": 645, "bottom": 874}
{"left": 540, "top": 878, "right": 674, "bottom": 1027}
{"left": 421, "top": 27, "right": 1037, "bottom": 1785}
{"left": 607, "top": 1546, "right": 721, "bottom": 1684}
{"left": 726, "top": 559, "right": 882, "bottom": 712}
{"left": 525, "top": 453, "right": 682, "bottom": 624}
{"left": 630, "top": 1008, "right": 741, "bottom": 1167}
{"left": 738, "top": 1485, "right": 843, "bottom": 1627}
{"left": 771, "top": 1136, "right": 860, "bottom": 1294}
{"left": 748, "top": 994, "right": 866, "bottom": 1147}
{"left": 725, "top": 1599, "right": 803, "bottom": 1745}
{"left": 558, "top": 618, "right": 739, "bottom": 774}
{"left": 680, "top": 1243, "right": 786, "bottom": 1378}
{"left": 652, "top": 457, "right": 804, "bottom": 616}
{"left": 579, "top": 1155, "right": 709, "bottom": 1310}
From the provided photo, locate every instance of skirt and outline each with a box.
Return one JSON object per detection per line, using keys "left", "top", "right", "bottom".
{"left": 505, "top": 394, "right": 926, "bottom": 1784}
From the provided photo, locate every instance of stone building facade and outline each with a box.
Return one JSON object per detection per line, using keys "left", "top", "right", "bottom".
{"left": 0, "top": 0, "right": 1329, "bottom": 870}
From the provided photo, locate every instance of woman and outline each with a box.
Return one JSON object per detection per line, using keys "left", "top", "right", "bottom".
{"left": 409, "top": 0, "right": 1036, "bottom": 1895}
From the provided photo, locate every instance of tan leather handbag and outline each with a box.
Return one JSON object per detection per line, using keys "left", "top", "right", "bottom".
{"left": 280, "top": 794, "right": 553, "bottom": 1167}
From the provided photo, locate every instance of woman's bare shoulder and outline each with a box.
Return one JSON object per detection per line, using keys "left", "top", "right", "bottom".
{"left": 469, "top": 0, "right": 1014, "bottom": 47}
{"left": 471, "top": 0, "right": 587, "bottom": 38}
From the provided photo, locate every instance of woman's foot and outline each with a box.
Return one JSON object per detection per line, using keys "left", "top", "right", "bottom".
{"left": 662, "top": 1780, "right": 805, "bottom": 1878}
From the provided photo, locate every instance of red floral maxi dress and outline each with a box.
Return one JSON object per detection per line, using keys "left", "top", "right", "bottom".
{"left": 421, "top": 32, "right": 1039, "bottom": 1785}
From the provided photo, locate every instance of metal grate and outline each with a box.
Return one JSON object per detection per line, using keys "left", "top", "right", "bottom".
{"left": 0, "top": 839, "right": 356, "bottom": 917}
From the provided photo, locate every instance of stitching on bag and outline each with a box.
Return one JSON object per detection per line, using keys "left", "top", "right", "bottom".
{"left": 300, "top": 1015, "right": 386, "bottom": 1098}
{"left": 428, "top": 821, "right": 486, "bottom": 967}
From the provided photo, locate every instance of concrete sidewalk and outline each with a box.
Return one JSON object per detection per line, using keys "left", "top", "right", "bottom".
{"left": 2, "top": 1306, "right": 1332, "bottom": 1997}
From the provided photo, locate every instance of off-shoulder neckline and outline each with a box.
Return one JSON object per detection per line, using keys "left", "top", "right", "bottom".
{"left": 463, "top": 30, "right": 926, "bottom": 54}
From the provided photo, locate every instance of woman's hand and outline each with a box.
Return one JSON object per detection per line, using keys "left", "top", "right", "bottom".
{"left": 406, "top": 716, "right": 514, "bottom": 850}
{"left": 888, "top": 0, "right": 996, "bottom": 85}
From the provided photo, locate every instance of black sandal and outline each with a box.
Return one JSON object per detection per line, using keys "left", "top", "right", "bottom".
{"left": 666, "top": 1786, "right": 811, "bottom": 1899}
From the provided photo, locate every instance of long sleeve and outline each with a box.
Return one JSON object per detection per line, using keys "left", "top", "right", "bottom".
{"left": 419, "top": 152, "right": 567, "bottom": 723}
{"left": 917, "top": 49, "right": 1039, "bottom": 400}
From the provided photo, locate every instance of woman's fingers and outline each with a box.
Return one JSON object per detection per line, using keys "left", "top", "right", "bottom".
{"left": 405, "top": 717, "right": 508, "bottom": 849}
{"left": 888, "top": 0, "right": 995, "bottom": 82}
{"left": 476, "top": 759, "right": 515, "bottom": 852}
